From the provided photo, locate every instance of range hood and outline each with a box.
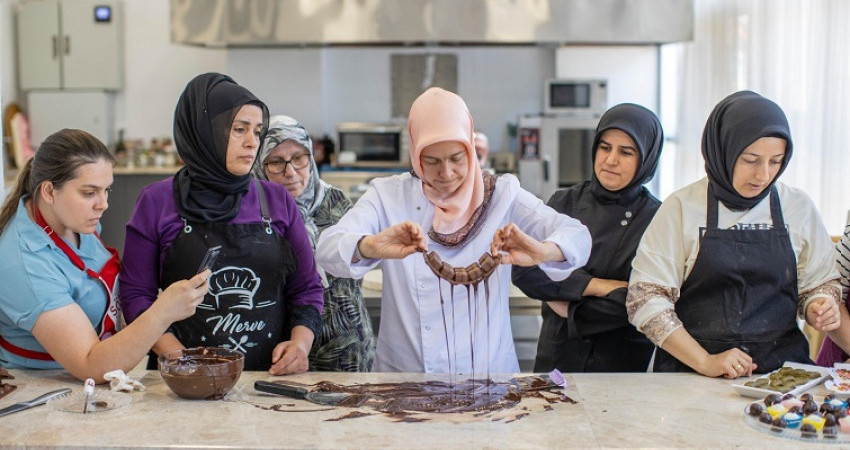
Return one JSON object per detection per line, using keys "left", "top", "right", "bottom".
{"left": 171, "top": 0, "right": 693, "bottom": 47}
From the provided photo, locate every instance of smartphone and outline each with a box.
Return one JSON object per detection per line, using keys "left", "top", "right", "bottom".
{"left": 197, "top": 245, "right": 222, "bottom": 273}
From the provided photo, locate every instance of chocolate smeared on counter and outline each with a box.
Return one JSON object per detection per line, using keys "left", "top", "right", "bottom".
{"left": 0, "top": 368, "right": 16, "bottom": 400}
{"left": 255, "top": 375, "right": 576, "bottom": 422}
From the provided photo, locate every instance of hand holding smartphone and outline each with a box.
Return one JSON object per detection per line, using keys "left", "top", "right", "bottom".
{"left": 197, "top": 245, "right": 222, "bottom": 274}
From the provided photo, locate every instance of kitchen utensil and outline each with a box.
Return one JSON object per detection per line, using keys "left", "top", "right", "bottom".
{"left": 0, "top": 388, "right": 71, "bottom": 417}
{"left": 82, "top": 378, "right": 95, "bottom": 413}
{"left": 254, "top": 380, "right": 350, "bottom": 406}
{"left": 48, "top": 389, "right": 131, "bottom": 414}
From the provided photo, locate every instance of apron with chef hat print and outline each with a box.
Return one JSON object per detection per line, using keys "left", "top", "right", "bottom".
{"left": 653, "top": 186, "right": 811, "bottom": 373}
{"left": 158, "top": 180, "right": 297, "bottom": 370}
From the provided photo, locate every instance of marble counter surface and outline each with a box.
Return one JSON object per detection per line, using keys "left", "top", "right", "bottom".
{"left": 0, "top": 367, "right": 839, "bottom": 449}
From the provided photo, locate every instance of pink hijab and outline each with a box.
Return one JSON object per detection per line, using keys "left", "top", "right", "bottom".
{"left": 409, "top": 88, "right": 485, "bottom": 234}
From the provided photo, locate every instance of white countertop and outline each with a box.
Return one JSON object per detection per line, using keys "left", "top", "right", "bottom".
{"left": 0, "top": 367, "right": 839, "bottom": 448}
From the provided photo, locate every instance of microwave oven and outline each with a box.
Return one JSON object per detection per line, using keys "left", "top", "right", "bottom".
{"left": 543, "top": 78, "right": 608, "bottom": 116}
{"left": 335, "top": 122, "right": 410, "bottom": 168}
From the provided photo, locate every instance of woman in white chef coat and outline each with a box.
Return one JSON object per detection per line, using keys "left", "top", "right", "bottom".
{"left": 317, "top": 87, "right": 591, "bottom": 373}
{"left": 626, "top": 90, "right": 842, "bottom": 378}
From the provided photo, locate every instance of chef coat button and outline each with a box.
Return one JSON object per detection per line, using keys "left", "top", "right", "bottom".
{"left": 426, "top": 365, "right": 432, "bottom": 371}
{"left": 416, "top": 206, "right": 421, "bottom": 210}
{"left": 625, "top": 211, "right": 633, "bottom": 218}
{"left": 425, "top": 325, "right": 431, "bottom": 331}
{"left": 620, "top": 220, "right": 628, "bottom": 226}
{"left": 419, "top": 283, "right": 425, "bottom": 289}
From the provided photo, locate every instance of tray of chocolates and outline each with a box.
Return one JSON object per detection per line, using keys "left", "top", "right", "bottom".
{"left": 733, "top": 362, "right": 828, "bottom": 398}
{"left": 744, "top": 392, "right": 850, "bottom": 442}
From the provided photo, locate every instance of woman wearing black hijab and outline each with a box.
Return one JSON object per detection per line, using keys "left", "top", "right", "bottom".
{"left": 626, "top": 91, "right": 842, "bottom": 378}
{"left": 119, "top": 73, "right": 324, "bottom": 373}
{"left": 513, "top": 103, "right": 663, "bottom": 372}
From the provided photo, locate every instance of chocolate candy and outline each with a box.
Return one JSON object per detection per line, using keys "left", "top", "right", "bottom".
{"left": 824, "top": 413, "right": 838, "bottom": 428}
{"left": 748, "top": 403, "right": 765, "bottom": 416}
{"left": 800, "top": 423, "right": 817, "bottom": 438}
{"left": 771, "top": 417, "right": 788, "bottom": 431}
{"left": 824, "top": 426, "right": 839, "bottom": 439}
{"left": 802, "top": 400, "right": 819, "bottom": 415}
{"left": 764, "top": 393, "right": 781, "bottom": 406}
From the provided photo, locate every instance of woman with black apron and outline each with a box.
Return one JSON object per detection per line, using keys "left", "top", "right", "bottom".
{"left": 627, "top": 91, "right": 842, "bottom": 378}
{"left": 512, "top": 103, "right": 663, "bottom": 372}
{"left": 119, "top": 73, "right": 324, "bottom": 373}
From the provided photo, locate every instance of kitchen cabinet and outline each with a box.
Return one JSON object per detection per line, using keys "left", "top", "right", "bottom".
{"left": 16, "top": 0, "right": 123, "bottom": 90}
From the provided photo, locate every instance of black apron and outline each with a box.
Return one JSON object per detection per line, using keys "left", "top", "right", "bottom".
{"left": 654, "top": 186, "right": 811, "bottom": 373}
{"left": 156, "top": 181, "right": 297, "bottom": 370}
{"left": 535, "top": 299, "right": 653, "bottom": 373}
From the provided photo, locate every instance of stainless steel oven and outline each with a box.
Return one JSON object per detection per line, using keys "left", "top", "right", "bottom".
{"left": 335, "top": 122, "right": 409, "bottom": 168}
{"left": 517, "top": 114, "right": 600, "bottom": 201}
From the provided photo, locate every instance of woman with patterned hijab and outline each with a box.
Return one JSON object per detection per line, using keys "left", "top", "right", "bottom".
{"left": 257, "top": 115, "right": 375, "bottom": 371}
{"left": 626, "top": 90, "right": 842, "bottom": 378}
{"left": 513, "top": 103, "right": 663, "bottom": 373}
{"left": 317, "top": 87, "right": 591, "bottom": 373}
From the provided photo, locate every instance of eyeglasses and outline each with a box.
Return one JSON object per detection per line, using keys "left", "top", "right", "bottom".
{"left": 263, "top": 153, "right": 310, "bottom": 174}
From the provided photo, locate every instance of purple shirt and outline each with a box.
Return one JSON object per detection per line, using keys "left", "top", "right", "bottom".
{"left": 119, "top": 177, "right": 323, "bottom": 325}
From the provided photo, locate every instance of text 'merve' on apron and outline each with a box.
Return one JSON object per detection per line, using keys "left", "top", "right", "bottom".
{"left": 158, "top": 181, "right": 297, "bottom": 370}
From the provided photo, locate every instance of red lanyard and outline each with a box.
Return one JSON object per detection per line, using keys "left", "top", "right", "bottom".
{"left": 34, "top": 205, "right": 121, "bottom": 339}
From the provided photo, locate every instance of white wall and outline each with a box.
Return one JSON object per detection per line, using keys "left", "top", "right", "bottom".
{"left": 119, "top": 0, "right": 227, "bottom": 140}
{"left": 229, "top": 46, "right": 557, "bottom": 154}
{"left": 555, "top": 46, "right": 660, "bottom": 112}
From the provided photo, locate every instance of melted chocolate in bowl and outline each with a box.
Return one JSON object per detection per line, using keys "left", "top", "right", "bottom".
{"left": 159, "top": 347, "right": 244, "bottom": 400}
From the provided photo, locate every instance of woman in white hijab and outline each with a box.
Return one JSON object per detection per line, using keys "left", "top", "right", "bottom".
{"left": 317, "top": 88, "right": 591, "bottom": 373}
{"left": 257, "top": 115, "right": 375, "bottom": 372}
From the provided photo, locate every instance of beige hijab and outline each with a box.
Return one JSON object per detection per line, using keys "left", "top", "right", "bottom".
{"left": 408, "top": 87, "right": 485, "bottom": 234}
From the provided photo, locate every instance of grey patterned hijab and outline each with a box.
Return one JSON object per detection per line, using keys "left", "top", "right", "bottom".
{"left": 255, "top": 115, "right": 328, "bottom": 249}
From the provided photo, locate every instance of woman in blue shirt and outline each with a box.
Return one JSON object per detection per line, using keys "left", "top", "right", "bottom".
{"left": 0, "top": 128, "right": 208, "bottom": 382}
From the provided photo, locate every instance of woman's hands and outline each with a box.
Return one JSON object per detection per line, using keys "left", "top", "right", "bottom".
{"left": 490, "top": 223, "right": 565, "bottom": 266}
{"left": 546, "top": 301, "right": 570, "bottom": 318}
{"left": 696, "top": 348, "right": 757, "bottom": 379}
{"left": 806, "top": 297, "right": 841, "bottom": 332}
{"left": 149, "top": 270, "right": 210, "bottom": 326}
{"left": 584, "top": 278, "right": 629, "bottom": 297}
{"left": 356, "top": 221, "right": 428, "bottom": 260}
{"left": 661, "top": 328, "right": 757, "bottom": 379}
{"left": 269, "top": 326, "right": 314, "bottom": 375}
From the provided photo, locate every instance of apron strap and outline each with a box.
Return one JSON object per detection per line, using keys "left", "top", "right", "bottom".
{"left": 254, "top": 179, "right": 273, "bottom": 235}
{"left": 33, "top": 204, "right": 121, "bottom": 340}
{"left": 706, "top": 184, "right": 719, "bottom": 229}
{"left": 768, "top": 186, "right": 785, "bottom": 229}
{"left": 707, "top": 185, "right": 783, "bottom": 229}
